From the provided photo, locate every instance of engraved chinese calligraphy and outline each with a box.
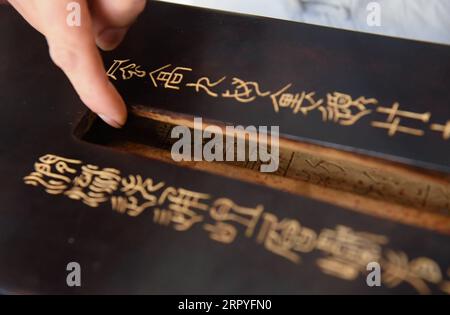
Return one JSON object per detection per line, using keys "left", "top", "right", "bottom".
{"left": 106, "top": 59, "right": 449, "bottom": 141}
{"left": 24, "top": 154, "right": 450, "bottom": 295}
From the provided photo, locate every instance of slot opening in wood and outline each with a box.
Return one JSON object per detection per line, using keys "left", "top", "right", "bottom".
{"left": 76, "top": 105, "right": 450, "bottom": 234}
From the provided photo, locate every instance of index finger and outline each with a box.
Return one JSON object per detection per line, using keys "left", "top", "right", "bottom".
{"left": 39, "top": 0, "right": 127, "bottom": 128}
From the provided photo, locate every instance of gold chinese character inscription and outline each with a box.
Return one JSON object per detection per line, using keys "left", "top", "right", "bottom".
{"left": 23, "top": 154, "right": 450, "bottom": 295}
{"left": 256, "top": 213, "right": 318, "bottom": 264}
{"left": 23, "top": 154, "right": 81, "bottom": 195}
{"left": 106, "top": 59, "right": 147, "bottom": 80}
{"left": 431, "top": 121, "right": 450, "bottom": 140}
{"left": 105, "top": 59, "right": 450, "bottom": 141}
{"left": 150, "top": 64, "right": 192, "bottom": 90}
{"left": 371, "top": 103, "right": 431, "bottom": 136}
{"left": 319, "top": 92, "right": 377, "bottom": 126}
{"left": 270, "top": 83, "right": 323, "bottom": 114}
{"left": 316, "top": 225, "right": 388, "bottom": 280}
{"left": 153, "top": 187, "right": 210, "bottom": 231}
{"left": 222, "top": 78, "right": 270, "bottom": 103}
{"left": 65, "top": 165, "right": 121, "bottom": 207}
{"left": 111, "top": 175, "right": 165, "bottom": 217}
{"left": 382, "top": 251, "right": 443, "bottom": 295}
{"left": 186, "top": 76, "right": 227, "bottom": 97}
{"left": 204, "top": 198, "right": 263, "bottom": 244}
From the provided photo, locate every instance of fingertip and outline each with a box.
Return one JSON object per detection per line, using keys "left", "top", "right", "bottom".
{"left": 98, "top": 114, "right": 123, "bottom": 128}
{"left": 96, "top": 27, "right": 127, "bottom": 51}
{"left": 108, "top": 81, "right": 128, "bottom": 126}
{"left": 84, "top": 81, "right": 128, "bottom": 128}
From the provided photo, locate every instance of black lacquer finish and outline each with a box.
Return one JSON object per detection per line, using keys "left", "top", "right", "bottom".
{"left": 0, "top": 1, "right": 449, "bottom": 294}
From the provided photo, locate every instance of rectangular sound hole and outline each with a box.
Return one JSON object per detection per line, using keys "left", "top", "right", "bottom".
{"left": 75, "top": 105, "right": 450, "bottom": 233}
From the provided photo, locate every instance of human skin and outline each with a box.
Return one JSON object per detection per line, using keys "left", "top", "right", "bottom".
{"left": 7, "top": 0, "right": 147, "bottom": 128}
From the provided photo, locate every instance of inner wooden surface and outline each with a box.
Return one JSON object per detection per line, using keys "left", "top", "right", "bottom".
{"left": 79, "top": 105, "right": 450, "bottom": 234}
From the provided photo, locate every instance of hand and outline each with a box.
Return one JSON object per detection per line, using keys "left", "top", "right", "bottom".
{"left": 8, "top": 0, "right": 147, "bottom": 128}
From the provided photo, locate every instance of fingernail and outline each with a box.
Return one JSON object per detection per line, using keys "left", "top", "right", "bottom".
{"left": 96, "top": 28, "right": 127, "bottom": 51}
{"left": 98, "top": 114, "right": 123, "bottom": 129}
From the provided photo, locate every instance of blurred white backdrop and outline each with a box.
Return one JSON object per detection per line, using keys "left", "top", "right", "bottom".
{"left": 160, "top": 0, "right": 450, "bottom": 44}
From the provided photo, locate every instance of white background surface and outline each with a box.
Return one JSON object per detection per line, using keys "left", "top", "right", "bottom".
{"left": 161, "top": 0, "right": 450, "bottom": 45}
